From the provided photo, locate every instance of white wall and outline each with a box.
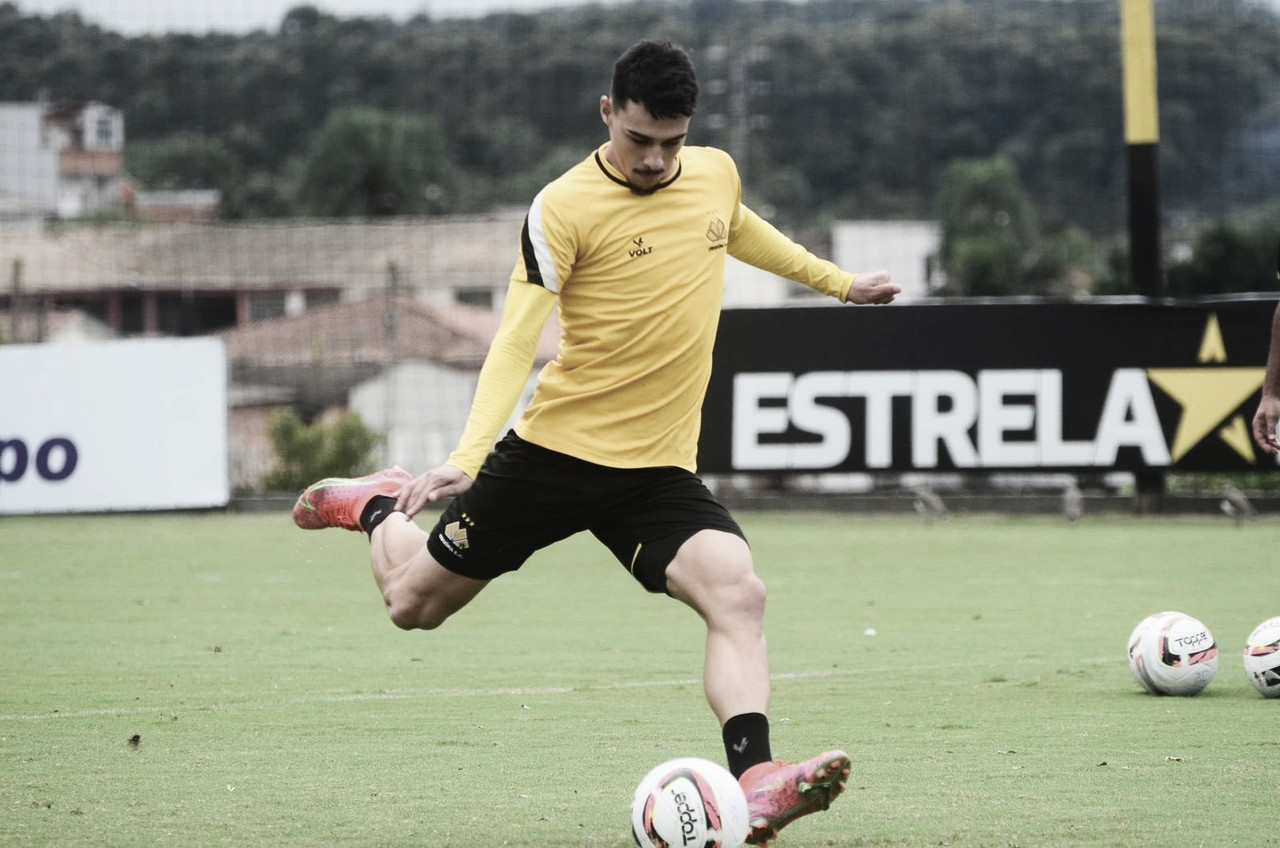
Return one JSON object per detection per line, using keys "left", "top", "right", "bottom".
{"left": 0, "top": 338, "right": 230, "bottom": 514}
{"left": 831, "top": 220, "right": 942, "bottom": 302}
{"left": 0, "top": 104, "right": 59, "bottom": 215}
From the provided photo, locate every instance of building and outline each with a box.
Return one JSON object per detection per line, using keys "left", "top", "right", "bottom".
{"left": 0, "top": 103, "right": 59, "bottom": 221}
{"left": 831, "top": 220, "right": 943, "bottom": 301}
{"left": 218, "top": 296, "right": 561, "bottom": 490}
{"left": 0, "top": 215, "right": 531, "bottom": 336}
{"left": 0, "top": 101, "right": 127, "bottom": 221}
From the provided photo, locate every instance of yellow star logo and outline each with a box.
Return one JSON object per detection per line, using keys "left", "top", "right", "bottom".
{"left": 1145, "top": 313, "right": 1265, "bottom": 463}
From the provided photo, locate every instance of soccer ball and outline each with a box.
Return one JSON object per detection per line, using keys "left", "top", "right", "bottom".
{"left": 630, "top": 757, "right": 749, "bottom": 848}
{"left": 1243, "top": 616, "right": 1280, "bottom": 698}
{"left": 1127, "top": 611, "right": 1218, "bottom": 696}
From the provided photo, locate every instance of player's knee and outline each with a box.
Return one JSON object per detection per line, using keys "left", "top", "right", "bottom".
{"left": 385, "top": 597, "right": 448, "bottom": 631}
{"left": 699, "top": 557, "right": 767, "bottom": 623}
{"left": 728, "top": 568, "right": 767, "bottom": 619}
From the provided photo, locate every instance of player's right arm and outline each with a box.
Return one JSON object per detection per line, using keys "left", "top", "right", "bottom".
{"left": 1251, "top": 241, "right": 1280, "bottom": 455}
{"left": 1253, "top": 300, "right": 1280, "bottom": 455}
{"left": 728, "top": 202, "right": 898, "bottom": 304}
{"left": 396, "top": 279, "right": 557, "bottom": 515}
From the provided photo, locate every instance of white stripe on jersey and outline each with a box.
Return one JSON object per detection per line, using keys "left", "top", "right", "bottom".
{"left": 526, "top": 189, "right": 560, "bottom": 294}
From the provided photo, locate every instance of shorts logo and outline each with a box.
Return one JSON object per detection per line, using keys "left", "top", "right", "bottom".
{"left": 441, "top": 513, "right": 475, "bottom": 551}
{"left": 706, "top": 216, "right": 727, "bottom": 251}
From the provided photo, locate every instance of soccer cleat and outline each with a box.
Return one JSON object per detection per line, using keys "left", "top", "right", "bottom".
{"left": 739, "top": 750, "right": 851, "bottom": 845}
{"left": 292, "top": 467, "right": 412, "bottom": 531}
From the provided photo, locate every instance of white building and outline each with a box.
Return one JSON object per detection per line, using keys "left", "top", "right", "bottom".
{"left": 0, "top": 101, "right": 127, "bottom": 221}
{"left": 0, "top": 103, "right": 59, "bottom": 220}
{"left": 831, "top": 220, "right": 943, "bottom": 301}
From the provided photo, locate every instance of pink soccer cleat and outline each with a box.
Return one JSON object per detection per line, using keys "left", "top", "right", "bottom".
{"left": 292, "top": 467, "right": 412, "bottom": 531}
{"left": 738, "top": 750, "right": 851, "bottom": 845}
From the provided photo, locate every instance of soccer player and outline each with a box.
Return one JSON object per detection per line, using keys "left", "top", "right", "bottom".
{"left": 294, "top": 40, "right": 898, "bottom": 845}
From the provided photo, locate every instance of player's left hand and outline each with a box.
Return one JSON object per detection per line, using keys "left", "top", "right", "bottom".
{"left": 847, "top": 270, "right": 899, "bottom": 305}
{"left": 396, "top": 464, "right": 474, "bottom": 517}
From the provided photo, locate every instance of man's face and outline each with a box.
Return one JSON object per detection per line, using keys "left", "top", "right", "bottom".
{"left": 600, "top": 96, "right": 690, "bottom": 193}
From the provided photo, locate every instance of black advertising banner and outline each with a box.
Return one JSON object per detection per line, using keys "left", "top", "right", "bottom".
{"left": 698, "top": 298, "right": 1279, "bottom": 474}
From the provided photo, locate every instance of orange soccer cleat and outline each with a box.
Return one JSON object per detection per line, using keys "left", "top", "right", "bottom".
{"left": 739, "top": 750, "right": 851, "bottom": 845}
{"left": 292, "top": 467, "right": 412, "bottom": 532}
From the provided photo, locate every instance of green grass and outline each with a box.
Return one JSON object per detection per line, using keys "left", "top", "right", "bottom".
{"left": 2, "top": 510, "right": 1278, "bottom": 847}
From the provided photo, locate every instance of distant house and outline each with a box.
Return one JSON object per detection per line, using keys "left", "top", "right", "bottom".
{"left": 0, "top": 101, "right": 127, "bottom": 221}
{"left": 0, "top": 103, "right": 59, "bottom": 220}
{"left": 0, "top": 216, "right": 529, "bottom": 336}
{"left": 218, "top": 296, "right": 561, "bottom": 491}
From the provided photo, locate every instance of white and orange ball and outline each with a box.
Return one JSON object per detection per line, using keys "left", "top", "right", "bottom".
{"left": 631, "top": 757, "right": 749, "bottom": 848}
{"left": 1127, "top": 611, "right": 1218, "bottom": 696}
{"left": 1243, "top": 616, "right": 1280, "bottom": 698}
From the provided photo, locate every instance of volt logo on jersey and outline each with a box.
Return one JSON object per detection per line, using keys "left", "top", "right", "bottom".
{"left": 628, "top": 237, "right": 653, "bottom": 259}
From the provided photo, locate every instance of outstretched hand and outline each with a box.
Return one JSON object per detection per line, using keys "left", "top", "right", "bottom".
{"left": 1253, "top": 397, "right": 1280, "bottom": 455}
{"left": 847, "top": 270, "right": 900, "bottom": 305}
{"left": 396, "top": 464, "right": 474, "bottom": 517}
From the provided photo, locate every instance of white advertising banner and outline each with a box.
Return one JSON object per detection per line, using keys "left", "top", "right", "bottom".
{"left": 1, "top": 338, "right": 230, "bottom": 514}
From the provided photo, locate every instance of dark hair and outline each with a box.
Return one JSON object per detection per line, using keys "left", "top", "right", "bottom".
{"left": 610, "top": 40, "right": 699, "bottom": 119}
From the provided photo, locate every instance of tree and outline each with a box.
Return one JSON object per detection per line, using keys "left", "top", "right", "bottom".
{"left": 1165, "top": 220, "right": 1278, "bottom": 295}
{"left": 262, "top": 410, "right": 381, "bottom": 493}
{"left": 125, "top": 134, "right": 237, "bottom": 191}
{"left": 295, "top": 107, "right": 454, "bottom": 217}
{"left": 936, "top": 155, "right": 1037, "bottom": 296}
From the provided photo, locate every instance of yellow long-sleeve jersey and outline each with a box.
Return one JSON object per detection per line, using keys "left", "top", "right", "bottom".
{"left": 445, "top": 143, "right": 854, "bottom": 477}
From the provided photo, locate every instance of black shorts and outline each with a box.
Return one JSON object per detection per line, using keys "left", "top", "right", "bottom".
{"left": 425, "top": 432, "right": 745, "bottom": 593}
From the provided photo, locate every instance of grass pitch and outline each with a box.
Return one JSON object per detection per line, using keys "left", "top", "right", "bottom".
{"left": 2, "top": 509, "right": 1277, "bottom": 847}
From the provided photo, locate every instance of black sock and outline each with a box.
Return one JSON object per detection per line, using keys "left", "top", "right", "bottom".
{"left": 360, "top": 496, "right": 398, "bottom": 539}
{"left": 722, "top": 712, "right": 771, "bottom": 778}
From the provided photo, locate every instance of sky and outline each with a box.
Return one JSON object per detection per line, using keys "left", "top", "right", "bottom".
{"left": 11, "top": 0, "right": 635, "bottom": 35}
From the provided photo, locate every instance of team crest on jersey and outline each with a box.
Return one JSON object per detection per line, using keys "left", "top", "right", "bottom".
{"left": 706, "top": 216, "right": 728, "bottom": 251}
{"left": 440, "top": 513, "right": 475, "bottom": 553}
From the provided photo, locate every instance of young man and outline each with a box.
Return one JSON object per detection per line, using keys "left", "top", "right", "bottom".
{"left": 294, "top": 40, "right": 899, "bottom": 845}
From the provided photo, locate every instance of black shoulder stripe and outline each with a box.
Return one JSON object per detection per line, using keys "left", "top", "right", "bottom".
{"left": 520, "top": 216, "right": 545, "bottom": 288}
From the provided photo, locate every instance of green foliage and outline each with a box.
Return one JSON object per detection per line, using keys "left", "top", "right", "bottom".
{"left": 124, "top": 134, "right": 237, "bottom": 192}
{"left": 2, "top": 0, "right": 1277, "bottom": 234}
{"left": 296, "top": 107, "right": 453, "bottom": 217}
{"left": 1026, "top": 225, "right": 1104, "bottom": 298}
{"left": 3, "top": 0, "right": 1278, "bottom": 292}
{"left": 262, "top": 409, "right": 381, "bottom": 492}
{"left": 947, "top": 228, "right": 1025, "bottom": 296}
{"left": 1166, "top": 220, "right": 1279, "bottom": 296}
{"left": 938, "top": 156, "right": 1104, "bottom": 296}
{"left": 4, "top": 511, "right": 1280, "bottom": 847}
{"left": 937, "top": 156, "right": 1035, "bottom": 295}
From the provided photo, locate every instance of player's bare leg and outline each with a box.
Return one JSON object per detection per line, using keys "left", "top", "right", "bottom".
{"left": 665, "top": 528, "right": 850, "bottom": 845}
{"left": 367, "top": 512, "right": 488, "bottom": 630}
{"left": 664, "top": 529, "right": 770, "bottom": 724}
{"left": 292, "top": 468, "right": 487, "bottom": 631}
